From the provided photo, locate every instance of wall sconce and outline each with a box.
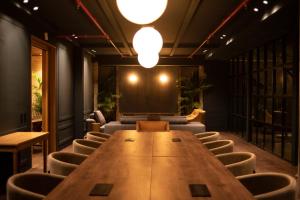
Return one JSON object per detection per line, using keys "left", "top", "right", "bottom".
{"left": 159, "top": 73, "right": 169, "bottom": 84}
{"left": 128, "top": 73, "right": 138, "bottom": 84}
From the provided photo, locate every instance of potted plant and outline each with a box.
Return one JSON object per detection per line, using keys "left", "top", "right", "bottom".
{"left": 177, "top": 67, "right": 212, "bottom": 115}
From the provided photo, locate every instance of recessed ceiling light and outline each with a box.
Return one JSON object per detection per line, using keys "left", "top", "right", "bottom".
{"left": 74, "top": 36, "right": 78, "bottom": 39}
{"left": 91, "top": 49, "right": 96, "bottom": 53}
{"left": 253, "top": 7, "right": 259, "bottom": 12}
{"left": 203, "top": 50, "right": 208, "bottom": 53}
{"left": 33, "top": 6, "right": 39, "bottom": 11}
{"left": 23, "top": 0, "right": 29, "bottom": 3}
{"left": 222, "top": 34, "right": 226, "bottom": 37}
{"left": 208, "top": 52, "right": 214, "bottom": 57}
{"left": 72, "top": 34, "right": 76, "bottom": 37}
{"left": 263, "top": 0, "right": 268, "bottom": 5}
{"left": 14, "top": 2, "right": 21, "bottom": 8}
{"left": 220, "top": 36, "right": 224, "bottom": 39}
{"left": 271, "top": 5, "right": 282, "bottom": 14}
{"left": 261, "top": 13, "right": 270, "bottom": 21}
{"left": 226, "top": 38, "right": 234, "bottom": 45}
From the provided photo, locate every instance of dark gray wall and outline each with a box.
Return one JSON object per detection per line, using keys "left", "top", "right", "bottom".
{"left": 203, "top": 61, "right": 229, "bottom": 131}
{"left": 83, "top": 52, "right": 94, "bottom": 117}
{"left": 0, "top": 8, "right": 94, "bottom": 148}
{"left": 74, "top": 50, "right": 94, "bottom": 138}
{"left": 0, "top": 14, "right": 30, "bottom": 135}
{"left": 56, "top": 43, "right": 75, "bottom": 149}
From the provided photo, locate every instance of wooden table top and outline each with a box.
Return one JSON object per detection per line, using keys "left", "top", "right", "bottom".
{"left": 0, "top": 132, "right": 48, "bottom": 146}
{"left": 45, "top": 130, "right": 254, "bottom": 200}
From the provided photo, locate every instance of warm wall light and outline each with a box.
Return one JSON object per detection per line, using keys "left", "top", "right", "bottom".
{"left": 159, "top": 73, "right": 169, "bottom": 84}
{"left": 128, "top": 73, "right": 138, "bottom": 84}
{"left": 116, "top": 0, "right": 168, "bottom": 25}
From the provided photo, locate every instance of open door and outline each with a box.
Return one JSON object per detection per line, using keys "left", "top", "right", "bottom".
{"left": 31, "top": 36, "right": 57, "bottom": 152}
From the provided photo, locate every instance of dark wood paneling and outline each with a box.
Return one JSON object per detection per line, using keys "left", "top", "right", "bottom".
{"left": 0, "top": 14, "right": 30, "bottom": 135}
{"left": 204, "top": 61, "right": 229, "bottom": 131}
{"left": 118, "top": 66, "right": 178, "bottom": 114}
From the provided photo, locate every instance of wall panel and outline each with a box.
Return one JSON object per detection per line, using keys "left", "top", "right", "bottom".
{"left": 57, "top": 43, "right": 74, "bottom": 148}
{"left": 0, "top": 14, "right": 30, "bottom": 135}
{"left": 83, "top": 53, "right": 94, "bottom": 117}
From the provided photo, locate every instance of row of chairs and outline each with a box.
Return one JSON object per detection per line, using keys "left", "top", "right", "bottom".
{"left": 6, "top": 131, "right": 110, "bottom": 200}
{"left": 6, "top": 130, "right": 298, "bottom": 200}
{"left": 194, "top": 131, "right": 297, "bottom": 200}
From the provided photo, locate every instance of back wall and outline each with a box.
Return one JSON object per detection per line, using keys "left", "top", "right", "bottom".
{"left": 118, "top": 66, "right": 179, "bottom": 114}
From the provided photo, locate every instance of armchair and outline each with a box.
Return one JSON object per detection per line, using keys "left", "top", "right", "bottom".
{"left": 85, "top": 110, "right": 106, "bottom": 132}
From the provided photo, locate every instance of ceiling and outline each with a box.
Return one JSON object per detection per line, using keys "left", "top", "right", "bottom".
{"left": 9, "top": 0, "right": 298, "bottom": 61}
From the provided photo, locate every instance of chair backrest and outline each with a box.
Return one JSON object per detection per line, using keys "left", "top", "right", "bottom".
{"left": 237, "top": 172, "right": 296, "bottom": 200}
{"left": 195, "top": 131, "right": 220, "bottom": 143}
{"left": 86, "top": 131, "right": 111, "bottom": 139}
{"left": 48, "top": 152, "right": 88, "bottom": 176}
{"left": 72, "top": 139, "right": 102, "bottom": 155}
{"left": 136, "top": 121, "right": 170, "bottom": 132}
{"left": 93, "top": 110, "right": 106, "bottom": 126}
{"left": 7, "top": 172, "right": 64, "bottom": 200}
{"left": 203, "top": 140, "right": 234, "bottom": 155}
{"left": 86, "top": 132, "right": 108, "bottom": 142}
{"left": 216, "top": 152, "right": 256, "bottom": 176}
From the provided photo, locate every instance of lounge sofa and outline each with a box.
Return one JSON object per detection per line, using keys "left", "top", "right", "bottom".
{"left": 86, "top": 109, "right": 206, "bottom": 134}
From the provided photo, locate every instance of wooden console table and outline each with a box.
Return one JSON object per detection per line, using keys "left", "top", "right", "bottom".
{"left": 0, "top": 132, "right": 49, "bottom": 174}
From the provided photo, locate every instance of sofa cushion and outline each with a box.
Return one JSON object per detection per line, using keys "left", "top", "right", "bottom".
{"left": 160, "top": 116, "right": 187, "bottom": 124}
{"left": 120, "top": 115, "right": 147, "bottom": 124}
{"left": 94, "top": 110, "right": 106, "bottom": 126}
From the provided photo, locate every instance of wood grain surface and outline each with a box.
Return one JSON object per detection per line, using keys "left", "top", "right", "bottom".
{"left": 45, "top": 130, "right": 254, "bottom": 200}
{"left": 0, "top": 132, "right": 48, "bottom": 146}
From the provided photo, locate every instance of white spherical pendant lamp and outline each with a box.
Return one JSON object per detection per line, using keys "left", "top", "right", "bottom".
{"left": 133, "top": 27, "right": 163, "bottom": 54}
{"left": 116, "top": 0, "right": 168, "bottom": 25}
{"left": 138, "top": 52, "right": 159, "bottom": 68}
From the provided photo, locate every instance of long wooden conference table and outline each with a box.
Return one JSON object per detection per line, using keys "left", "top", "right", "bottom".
{"left": 45, "top": 130, "right": 254, "bottom": 200}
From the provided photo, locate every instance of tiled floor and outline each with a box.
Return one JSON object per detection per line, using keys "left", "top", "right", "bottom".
{"left": 1, "top": 132, "right": 299, "bottom": 199}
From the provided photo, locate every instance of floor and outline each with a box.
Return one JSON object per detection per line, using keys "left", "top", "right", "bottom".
{"left": 1, "top": 132, "right": 299, "bottom": 199}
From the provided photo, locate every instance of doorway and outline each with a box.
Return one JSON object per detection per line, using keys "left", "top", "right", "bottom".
{"left": 31, "top": 36, "right": 57, "bottom": 152}
{"left": 31, "top": 46, "right": 44, "bottom": 132}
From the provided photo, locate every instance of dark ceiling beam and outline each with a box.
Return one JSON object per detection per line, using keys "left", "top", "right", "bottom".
{"left": 95, "top": 55, "right": 205, "bottom": 66}
{"left": 82, "top": 42, "right": 219, "bottom": 49}
{"left": 96, "top": 0, "right": 134, "bottom": 56}
{"left": 169, "top": 0, "right": 203, "bottom": 56}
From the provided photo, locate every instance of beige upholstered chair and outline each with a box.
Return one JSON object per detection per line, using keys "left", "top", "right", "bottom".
{"left": 73, "top": 139, "right": 102, "bottom": 155}
{"left": 85, "top": 132, "right": 109, "bottom": 142}
{"left": 7, "top": 172, "right": 64, "bottom": 200}
{"left": 194, "top": 131, "right": 220, "bottom": 143}
{"left": 203, "top": 140, "right": 234, "bottom": 155}
{"left": 237, "top": 172, "right": 296, "bottom": 200}
{"left": 47, "top": 152, "right": 88, "bottom": 176}
{"left": 136, "top": 121, "right": 170, "bottom": 132}
{"left": 216, "top": 152, "right": 256, "bottom": 176}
